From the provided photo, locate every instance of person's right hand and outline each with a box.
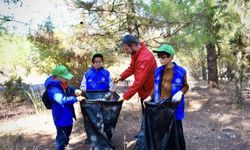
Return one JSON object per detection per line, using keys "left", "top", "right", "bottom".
{"left": 143, "top": 97, "right": 151, "bottom": 108}
{"left": 77, "top": 96, "right": 86, "bottom": 102}
{"left": 117, "top": 97, "right": 124, "bottom": 102}
{"left": 74, "top": 89, "right": 82, "bottom": 96}
{"left": 113, "top": 76, "right": 122, "bottom": 83}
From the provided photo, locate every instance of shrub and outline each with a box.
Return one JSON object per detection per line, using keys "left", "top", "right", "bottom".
{"left": 2, "top": 75, "right": 29, "bottom": 103}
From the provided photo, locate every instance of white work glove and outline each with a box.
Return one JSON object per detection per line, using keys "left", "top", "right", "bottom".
{"left": 74, "top": 89, "right": 82, "bottom": 96}
{"left": 172, "top": 91, "right": 183, "bottom": 102}
{"left": 144, "top": 96, "right": 151, "bottom": 102}
{"left": 143, "top": 96, "right": 151, "bottom": 108}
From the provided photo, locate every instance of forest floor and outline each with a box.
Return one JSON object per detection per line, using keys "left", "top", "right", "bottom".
{"left": 0, "top": 80, "right": 250, "bottom": 150}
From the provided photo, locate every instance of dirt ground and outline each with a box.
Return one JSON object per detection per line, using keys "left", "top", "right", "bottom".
{"left": 0, "top": 80, "right": 250, "bottom": 150}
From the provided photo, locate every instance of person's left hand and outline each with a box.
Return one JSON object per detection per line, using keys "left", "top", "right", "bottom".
{"left": 144, "top": 96, "right": 151, "bottom": 102}
{"left": 172, "top": 91, "right": 183, "bottom": 102}
{"left": 77, "top": 96, "right": 86, "bottom": 102}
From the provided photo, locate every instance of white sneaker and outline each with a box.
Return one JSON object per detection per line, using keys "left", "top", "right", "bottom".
{"left": 65, "top": 144, "right": 74, "bottom": 150}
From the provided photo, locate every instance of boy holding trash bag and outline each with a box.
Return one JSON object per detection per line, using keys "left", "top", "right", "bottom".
{"left": 152, "top": 44, "right": 189, "bottom": 150}
{"left": 76, "top": 52, "right": 115, "bottom": 144}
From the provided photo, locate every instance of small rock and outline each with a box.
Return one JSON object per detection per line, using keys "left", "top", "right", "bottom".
{"left": 225, "top": 132, "right": 236, "bottom": 139}
{"left": 222, "top": 128, "right": 236, "bottom": 139}
{"left": 217, "top": 113, "right": 223, "bottom": 118}
{"left": 214, "top": 103, "right": 219, "bottom": 107}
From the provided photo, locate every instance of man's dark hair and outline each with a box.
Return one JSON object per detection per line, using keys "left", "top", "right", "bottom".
{"left": 121, "top": 34, "right": 139, "bottom": 46}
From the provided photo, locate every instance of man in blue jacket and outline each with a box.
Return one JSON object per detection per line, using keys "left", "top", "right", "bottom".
{"left": 152, "top": 44, "right": 189, "bottom": 150}
{"left": 44, "top": 65, "right": 84, "bottom": 150}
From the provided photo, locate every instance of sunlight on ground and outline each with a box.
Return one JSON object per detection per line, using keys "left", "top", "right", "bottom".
{"left": 70, "top": 132, "right": 86, "bottom": 144}
{"left": 186, "top": 99, "right": 208, "bottom": 112}
{"left": 241, "top": 120, "right": 250, "bottom": 129}
{"left": 209, "top": 113, "right": 234, "bottom": 124}
{"left": 0, "top": 112, "right": 55, "bottom": 135}
{"left": 218, "top": 114, "right": 233, "bottom": 124}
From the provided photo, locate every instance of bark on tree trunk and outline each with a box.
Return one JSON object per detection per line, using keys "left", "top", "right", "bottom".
{"left": 234, "top": 51, "right": 244, "bottom": 104}
{"left": 206, "top": 42, "right": 219, "bottom": 88}
{"left": 125, "top": 0, "right": 140, "bottom": 36}
{"left": 201, "top": 47, "right": 207, "bottom": 80}
{"left": 126, "top": 0, "right": 135, "bottom": 34}
{"left": 202, "top": 62, "right": 207, "bottom": 80}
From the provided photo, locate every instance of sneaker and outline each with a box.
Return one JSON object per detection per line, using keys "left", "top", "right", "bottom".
{"left": 65, "top": 144, "right": 74, "bottom": 150}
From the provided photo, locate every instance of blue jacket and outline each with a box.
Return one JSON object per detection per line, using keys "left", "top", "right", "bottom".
{"left": 80, "top": 67, "right": 112, "bottom": 91}
{"left": 153, "top": 62, "right": 187, "bottom": 120}
{"left": 44, "top": 76, "right": 77, "bottom": 127}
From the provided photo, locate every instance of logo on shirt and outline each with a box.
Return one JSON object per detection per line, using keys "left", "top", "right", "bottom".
{"left": 156, "top": 76, "right": 160, "bottom": 80}
{"left": 172, "top": 86, "right": 177, "bottom": 91}
{"left": 101, "top": 77, "right": 105, "bottom": 81}
{"left": 175, "top": 78, "right": 181, "bottom": 84}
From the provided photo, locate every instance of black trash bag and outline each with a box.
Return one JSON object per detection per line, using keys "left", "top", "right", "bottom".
{"left": 134, "top": 99, "right": 180, "bottom": 150}
{"left": 80, "top": 91, "right": 123, "bottom": 150}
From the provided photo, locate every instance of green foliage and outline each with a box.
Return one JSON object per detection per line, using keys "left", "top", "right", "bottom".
{"left": 177, "top": 47, "right": 207, "bottom": 80}
{"left": 229, "top": 29, "right": 250, "bottom": 81}
{"left": 145, "top": 0, "right": 249, "bottom": 82}
{"left": 68, "top": 0, "right": 250, "bottom": 83}
{"left": 28, "top": 16, "right": 117, "bottom": 86}
{"left": 2, "top": 75, "right": 29, "bottom": 103}
{"left": 2, "top": 0, "right": 249, "bottom": 86}
{"left": 0, "top": 33, "right": 32, "bottom": 70}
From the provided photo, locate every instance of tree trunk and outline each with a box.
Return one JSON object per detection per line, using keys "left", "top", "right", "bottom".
{"left": 201, "top": 47, "right": 207, "bottom": 80}
{"left": 234, "top": 51, "right": 244, "bottom": 104}
{"left": 202, "top": 62, "right": 207, "bottom": 80}
{"left": 126, "top": 0, "right": 135, "bottom": 34}
{"left": 226, "top": 63, "right": 233, "bottom": 81}
{"left": 125, "top": 0, "right": 140, "bottom": 36}
{"left": 206, "top": 43, "right": 219, "bottom": 88}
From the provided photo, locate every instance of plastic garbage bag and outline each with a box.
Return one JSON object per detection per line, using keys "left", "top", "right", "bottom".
{"left": 134, "top": 98, "right": 180, "bottom": 150}
{"left": 80, "top": 91, "right": 123, "bottom": 150}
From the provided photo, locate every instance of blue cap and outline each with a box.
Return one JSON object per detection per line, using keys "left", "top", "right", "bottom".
{"left": 121, "top": 34, "right": 139, "bottom": 46}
